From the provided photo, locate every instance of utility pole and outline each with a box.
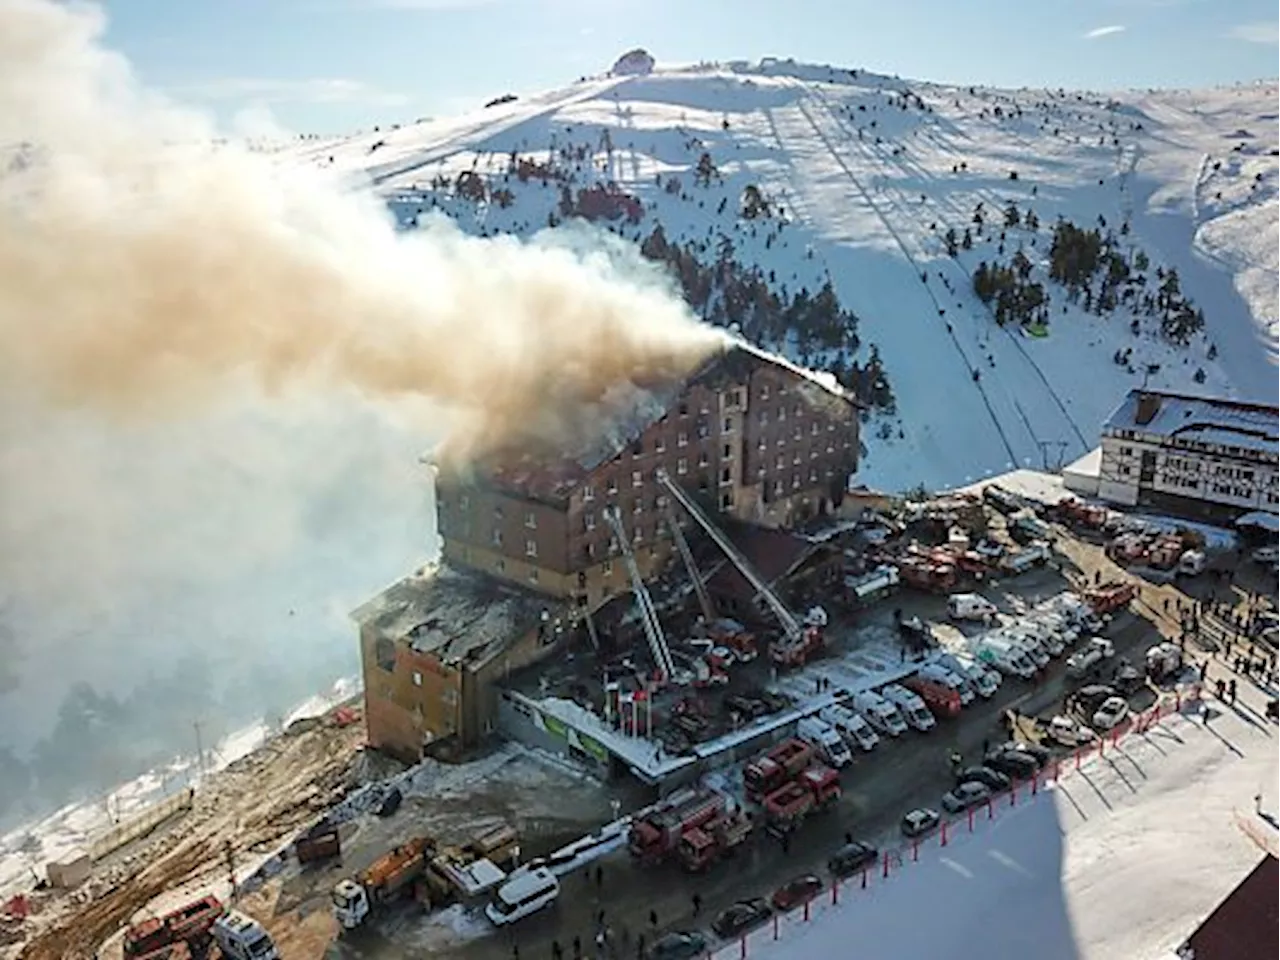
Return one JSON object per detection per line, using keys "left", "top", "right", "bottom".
{"left": 1036, "top": 439, "right": 1069, "bottom": 472}
{"left": 193, "top": 721, "right": 205, "bottom": 777}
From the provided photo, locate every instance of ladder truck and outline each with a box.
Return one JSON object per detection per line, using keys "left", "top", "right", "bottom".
{"left": 655, "top": 470, "right": 828, "bottom": 667}
{"left": 602, "top": 505, "right": 678, "bottom": 684}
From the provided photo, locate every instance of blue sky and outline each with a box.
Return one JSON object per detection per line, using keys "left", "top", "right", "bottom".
{"left": 101, "top": 0, "right": 1279, "bottom": 133}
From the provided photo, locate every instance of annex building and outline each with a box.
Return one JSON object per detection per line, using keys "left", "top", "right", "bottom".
{"left": 1095, "top": 389, "right": 1279, "bottom": 523}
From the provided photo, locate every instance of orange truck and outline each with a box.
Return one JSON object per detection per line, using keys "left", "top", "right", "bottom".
{"left": 332, "top": 837, "right": 432, "bottom": 930}
{"left": 1083, "top": 582, "right": 1136, "bottom": 616}
{"left": 123, "top": 895, "right": 225, "bottom": 959}
{"left": 744, "top": 739, "right": 814, "bottom": 802}
{"left": 675, "top": 804, "right": 753, "bottom": 872}
{"left": 762, "top": 766, "right": 842, "bottom": 835}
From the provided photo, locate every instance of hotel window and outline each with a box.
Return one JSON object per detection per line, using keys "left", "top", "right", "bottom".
{"left": 698, "top": 451, "right": 709, "bottom": 467}
{"left": 603, "top": 560, "right": 613, "bottom": 575}
{"left": 655, "top": 436, "right": 666, "bottom": 453}
{"left": 582, "top": 485, "right": 595, "bottom": 502}
{"left": 607, "top": 477, "right": 618, "bottom": 494}
{"left": 723, "top": 417, "right": 733, "bottom": 433}
{"left": 524, "top": 511, "right": 537, "bottom": 529}
{"left": 632, "top": 470, "right": 643, "bottom": 488}
{"left": 678, "top": 431, "right": 688, "bottom": 447}
{"left": 491, "top": 528, "right": 503, "bottom": 546}
{"left": 459, "top": 494, "right": 470, "bottom": 509}
{"left": 525, "top": 539, "right": 538, "bottom": 558}
{"left": 584, "top": 512, "right": 596, "bottom": 531}
{"left": 761, "top": 384, "right": 770, "bottom": 400}
{"left": 759, "top": 411, "right": 769, "bottom": 426}
{"left": 677, "top": 458, "right": 688, "bottom": 475}
{"left": 723, "top": 443, "right": 733, "bottom": 459}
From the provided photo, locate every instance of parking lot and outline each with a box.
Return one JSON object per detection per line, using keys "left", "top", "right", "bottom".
{"left": 330, "top": 528, "right": 1201, "bottom": 960}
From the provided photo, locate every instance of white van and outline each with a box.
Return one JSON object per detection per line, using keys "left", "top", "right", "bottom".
{"left": 947, "top": 593, "right": 998, "bottom": 622}
{"left": 916, "top": 663, "right": 974, "bottom": 706}
{"left": 936, "top": 653, "right": 1000, "bottom": 699}
{"left": 796, "top": 716, "right": 853, "bottom": 768}
{"left": 851, "top": 690, "right": 907, "bottom": 737}
{"left": 485, "top": 868, "right": 560, "bottom": 927}
{"left": 212, "top": 911, "right": 280, "bottom": 960}
{"left": 819, "top": 704, "right": 880, "bottom": 752}
{"left": 974, "top": 636, "right": 1037, "bottom": 679}
{"left": 879, "top": 684, "right": 935, "bottom": 732}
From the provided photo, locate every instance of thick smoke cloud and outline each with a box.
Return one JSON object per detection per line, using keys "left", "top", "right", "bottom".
{"left": 0, "top": 0, "right": 720, "bottom": 816}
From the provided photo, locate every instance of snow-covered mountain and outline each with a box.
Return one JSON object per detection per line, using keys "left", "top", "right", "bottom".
{"left": 280, "top": 59, "right": 1278, "bottom": 492}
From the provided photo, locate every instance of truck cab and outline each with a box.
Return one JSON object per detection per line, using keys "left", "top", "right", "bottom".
{"left": 947, "top": 593, "right": 998, "bottom": 623}
{"left": 796, "top": 716, "right": 853, "bottom": 768}
{"left": 879, "top": 684, "right": 935, "bottom": 732}
{"left": 974, "top": 637, "right": 1037, "bottom": 679}
{"left": 212, "top": 911, "right": 280, "bottom": 960}
{"left": 852, "top": 691, "right": 907, "bottom": 737}
{"left": 331, "top": 879, "right": 369, "bottom": 930}
{"left": 916, "top": 663, "right": 974, "bottom": 705}
{"left": 818, "top": 704, "right": 879, "bottom": 752}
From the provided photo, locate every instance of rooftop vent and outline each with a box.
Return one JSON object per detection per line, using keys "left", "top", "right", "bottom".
{"left": 1134, "top": 392, "right": 1162, "bottom": 426}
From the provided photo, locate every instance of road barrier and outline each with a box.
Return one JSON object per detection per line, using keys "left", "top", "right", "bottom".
{"left": 702, "top": 683, "right": 1202, "bottom": 958}
{"left": 87, "top": 787, "right": 196, "bottom": 862}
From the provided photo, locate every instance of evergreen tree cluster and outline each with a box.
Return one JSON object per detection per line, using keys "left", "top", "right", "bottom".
{"left": 972, "top": 253, "right": 1047, "bottom": 327}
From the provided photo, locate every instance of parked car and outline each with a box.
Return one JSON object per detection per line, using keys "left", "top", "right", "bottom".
{"left": 375, "top": 787, "right": 402, "bottom": 818}
{"left": 711, "top": 899, "right": 772, "bottom": 939}
{"left": 649, "top": 932, "right": 709, "bottom": 960}
{"left": 827, "top": 841, "right": 879, "bottom": 878}
{"left": 1092, "top": 696, "right": 1130, "bottom": 731}
{"left": 955, "top": 765, "right": 1011, "bottom": 791}
{"left": 983, "top": 749, "right": 1039, "bottom": 780}
{"left": 1047, "top": 715, "right": 1097, "bottom": 747}
{"left": 1109, "top": 660, "right": 1144, "bottom": 695}
{"left": 1074, "top": 684, "right": 1119, "bottom": 715}
{"left": 900, "top": 808, "right": 941, "bottom": 838}
{"left": 1004, "top": 741, "right": 1051, "bottom": 768}
{"left": 941, "top": 781, "right": 992, "bottom": 813}
{"left": 771, "top": 875, "right": 824, "bottom": 911}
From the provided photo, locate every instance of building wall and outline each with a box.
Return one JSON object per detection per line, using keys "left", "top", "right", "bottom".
{"left": 436, "top": 482, "right": 571, "bottom": 579}
{"left": 1099, "top": 429, "right": 1279, "bottom": 518}
{"left": 360, "top": 623, "right": 466, "bottom": 762}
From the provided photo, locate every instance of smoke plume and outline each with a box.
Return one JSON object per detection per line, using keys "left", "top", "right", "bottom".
{"left": 0, "top": 0, "right": 723, "bottom": 461}
{"left": 0, "top": 0, "right": 721, "bottom": 806}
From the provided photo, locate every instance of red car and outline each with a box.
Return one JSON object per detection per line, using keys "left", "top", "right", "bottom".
{"left": 771, "top": 874, "right": 824, "bottom": 911}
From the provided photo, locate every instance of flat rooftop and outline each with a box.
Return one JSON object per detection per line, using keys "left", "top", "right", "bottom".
{"left": 351, "top": 564, "right": 560, "bottom": 668}
{"left": 1104, "top": 389, "right": 1279, "bottom": 456}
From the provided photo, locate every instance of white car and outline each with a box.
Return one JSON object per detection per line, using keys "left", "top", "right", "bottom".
{"left": 1091, "top": 697, "right": 1130, "bottom": 732}
{"left": 1047, "top": 715, "right": 1097, "bottom": 747}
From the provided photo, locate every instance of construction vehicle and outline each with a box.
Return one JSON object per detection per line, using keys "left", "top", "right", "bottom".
{"left": 743, "top": 738, "right": 814, "bottom": 802}
{"left": 762, "top": 766, "right": 842, "bottom": 835}
{"left": 676, "top": 803, "right": 753, "bottom": 872}
{"left": 331, "top": 837, "right": 431, "bottom": 930}
{"left": 1000, "top": 542, "right": 1051, "bottom": 576}
{"left": 1054, "top": 498, "right": 1108, "bottom": 531}
{"left": 899, "top": 556, "right": 959, "bottom": 593}
{"left": 295, "top": 821, "right": 341, "bottom": 865}
{"left": 844, "top": 564, "right": 901, "bottom": 607}
{"left": 656, "top": 470, "right": 829, "bottom": 669}
{"left": 123, "top": 895, "right": 226, "bottom": 959}
{"left": 628, "top": 788, "right": 739, "bottom": 867}
{"left": 1082, "top": 582, "right": 1137, "bottom": 616}
{"left": 421, "top": 824, "right": 521, "bottom": 907}
{"left": 902, "top": 675, "right": 962, "bottom": 719}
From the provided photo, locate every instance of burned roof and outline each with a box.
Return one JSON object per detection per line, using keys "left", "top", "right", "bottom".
{"left": 351, "top": 563, "right": 560, "bottom": 668}
{"left": 476, "top": 338, "right": 858, "bottom": 503}
{"left": 705, "top": 521, "right": 831, "bottom": 602}
{"left": 1183, "top": 854, "right": 1277, "bottom": 960}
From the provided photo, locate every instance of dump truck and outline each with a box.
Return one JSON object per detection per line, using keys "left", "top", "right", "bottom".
{"left": 676, "top": 803, "right": 753, "bottom": 872}
{"left": 123, "top": 895, "right": 226, "bottom": 959}
{"left": 1083, "top": 582, "right": 1136, "bottom": 616}
{"left": 743, "top": 738, "right": 814, "bottom": 802}
{"left": 296, "top": 822, "right": 341, "bottom": 865}
{"left": 628, "top": 788, "right": 738, "bottom": 867}
{"left": 331, "top": 837, "right": 431, "bottom": 930}
{"left": 762, "top": 766, "right": 842, "bottom": 835}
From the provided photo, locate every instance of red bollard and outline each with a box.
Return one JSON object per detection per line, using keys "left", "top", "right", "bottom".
{"left": 773, "top": 915, "right": 779, "bottom": 940}
{"left": 882, "top": 851, "right": 890, "bottom": 879}
{"left": 968, "top": 807, "right": 975, "bottom": 832}
{"left": 861, "top": 867, "right": 868, "bottom": 890}
{"left": 740, "top": 936, "right": 748, "bottom": 960}
{"left": 1052, "top": 759, "right": 1060, "bottom": 782}
{"left": 1175, "top": 689, "right": 1182, "bottom": 711}
{"left": 832, "top": 881, "right": 839, "bottom": 905}
{"left": 1010, "top": 782, "right": 1018, "bottom": 807}
{"left": 912, "top": 838, "right": 919, "bottom": 861}
{"left": 1111, "top": 726, "right": 1120, "bottom": 748}
{"left": 1074, "top": 748, "right": 1082, "bottom": 771}
{"left": 803, "top": 900, "right": 810, "bottom": 922}
{"left": 941, "top": 820, "right": 949, "bottom": 847}
{"left": 1031, "top": 772, "right": 1039, "bottom": 796}
{"left": 986, "top": 798, "right": 994, "bottom": 820}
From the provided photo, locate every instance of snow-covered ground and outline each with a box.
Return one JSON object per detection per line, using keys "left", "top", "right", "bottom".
{"left": 280, "top": 62, "right": 1279, "bottom": 493}
{"left": 712, "top": 691, "right": 1277, "bottom": 960}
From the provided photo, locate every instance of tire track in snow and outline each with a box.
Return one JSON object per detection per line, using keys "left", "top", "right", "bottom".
{"left": 810, "top": 83, "right": 1092, "bottom": 458}
{"left": 786, "top": 84, "right": 1021, "bottom": 469}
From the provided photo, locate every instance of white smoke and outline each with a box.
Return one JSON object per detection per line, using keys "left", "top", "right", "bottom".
{"left": 0, "top": 0, "right": 721, "bottom": 788}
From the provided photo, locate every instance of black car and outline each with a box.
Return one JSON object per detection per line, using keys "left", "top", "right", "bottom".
{"left": 649, "top": 931, "right": 709, "bottom": 960}
{"left": 1110, "top": 661, "right": 1144, "bottom": 694}
{"left": 983, "top": 749, "right": 1039, "bottom": 780}
{"left": 711, "top": 899, "right": 772, "bottom": 939}
{"left": 375, "top": 786, "right": 403, "bottom": 818}
{"left": 1075, "top": 684, "right": 1118, "bottom": 714}
{"left": 956, "top": 765, "right": 1011, "bottom": 791}
{"left": 827, "top": 841, "right": 879, "bottom": 878}
{"left": 1003, "top": 741, "right": 1051, "bottom": 769}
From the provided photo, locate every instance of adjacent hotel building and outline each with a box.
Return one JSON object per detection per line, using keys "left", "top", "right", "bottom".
{"left": 1094, "top": 389, "right": 1279, "bottom": 522}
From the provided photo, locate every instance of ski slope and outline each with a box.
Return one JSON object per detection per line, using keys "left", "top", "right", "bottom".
{"left": 282, "top": 61, "right": 1279, "bottom": 493}
{"left": 729, "top": 693, "right": 1278, "bottom": 960}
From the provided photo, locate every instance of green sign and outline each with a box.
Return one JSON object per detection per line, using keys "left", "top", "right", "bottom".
{"left": 578, "top": 734, "right": 609, "bottom": 762}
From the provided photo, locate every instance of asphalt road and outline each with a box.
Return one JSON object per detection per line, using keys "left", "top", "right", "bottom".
{"left": 332, "top": 553, "right": 1171, "bottom": 960}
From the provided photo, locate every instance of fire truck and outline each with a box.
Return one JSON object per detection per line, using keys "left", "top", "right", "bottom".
{"left": 1082, "top": 582, "right": 1137, "bottom": 616}
{"left": 762, "top": 766, "right": 842, "bottom": 835}
{"left": 123, "top": 895, "right": 226, "bottom": 959}
{"left": 628, "top": 788, "right": 749, "bottom": 870}
{"left": 743, "top": 739, "right": 814, "bottom": 802}
{"left": 902, "top": 675, "right": 962, "bottom": 719}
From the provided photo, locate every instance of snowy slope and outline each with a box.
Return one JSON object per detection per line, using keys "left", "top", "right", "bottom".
{"left": 280, "top": 61, "right": 1279, "bottom": 492}
{"left": 724, "top": 696, "right": 1278, "bottom": 960}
